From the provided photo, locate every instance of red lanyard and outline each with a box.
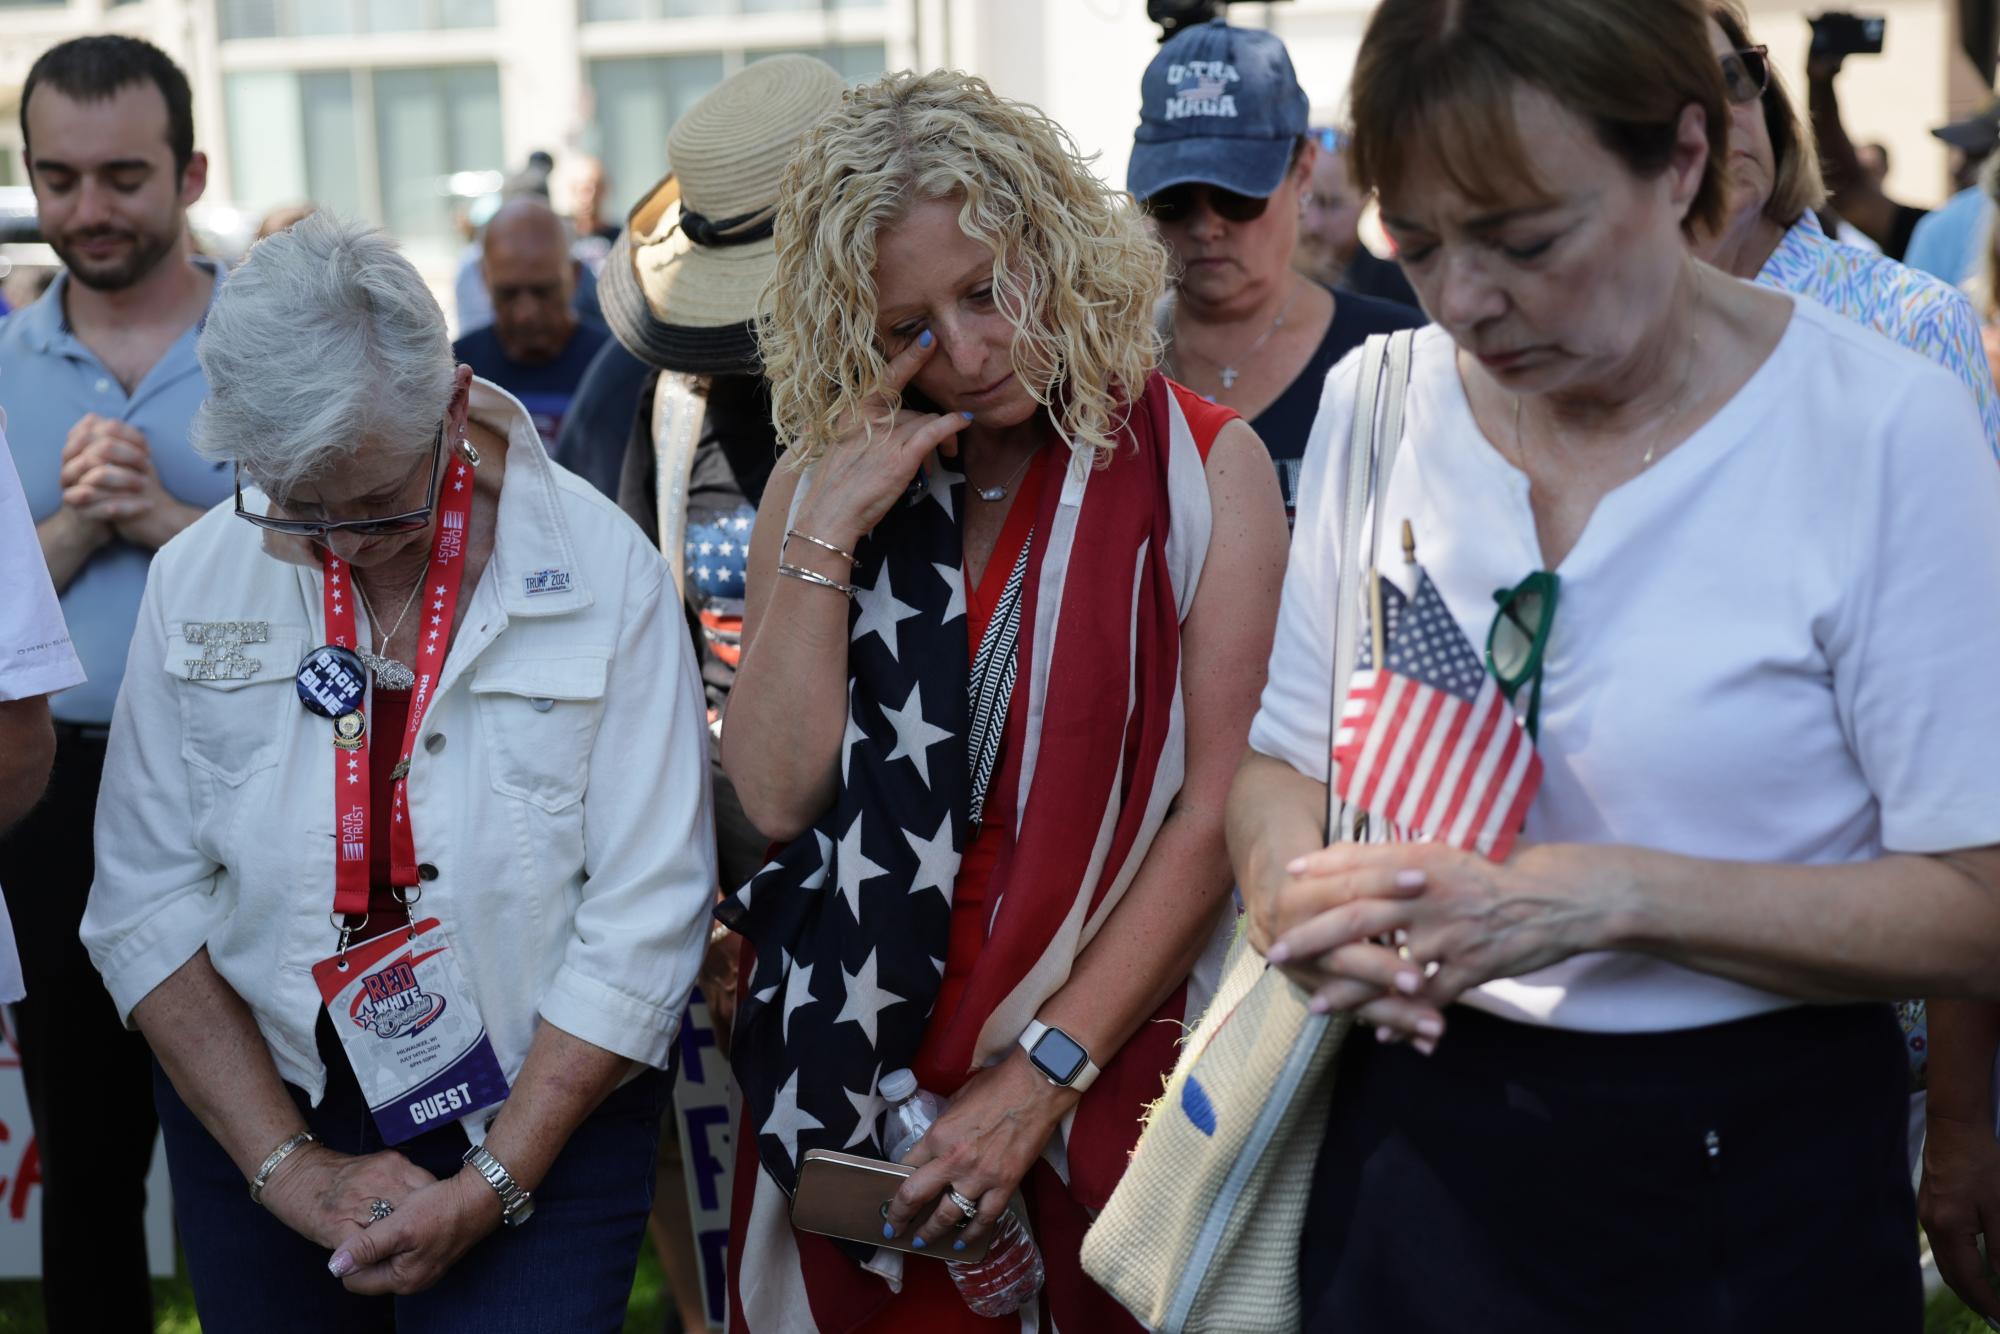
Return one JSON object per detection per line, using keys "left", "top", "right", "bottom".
{"left": 321, "top": 451, "right": 477, "bottom": 920}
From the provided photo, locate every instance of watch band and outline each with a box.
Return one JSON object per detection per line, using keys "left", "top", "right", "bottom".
{"left": 1019, "top": 1020, "right": 1101, "bottom": 1093}
{"left": 462, "top": 1144, "right": 535, "bottom": 1227}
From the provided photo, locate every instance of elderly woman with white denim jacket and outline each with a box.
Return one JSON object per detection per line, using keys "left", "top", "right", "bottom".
{"left": 80, "top": 212, "right": 715, "bottom": 1333}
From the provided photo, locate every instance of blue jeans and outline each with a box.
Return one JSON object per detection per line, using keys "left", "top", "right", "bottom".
{"left": 155, "top": 1016, "right": 668, "bottom": 1333}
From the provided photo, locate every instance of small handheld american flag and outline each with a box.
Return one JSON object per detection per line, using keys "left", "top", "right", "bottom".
{"left": 1333, "top": 566, "right": 1541, "bottom": 862}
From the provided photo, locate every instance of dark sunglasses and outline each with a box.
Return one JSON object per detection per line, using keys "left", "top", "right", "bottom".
{"left": 1720, "top": 46, "right": 1771, "bottom": 106}
{"left": 1142, "top": 182, "right": 1271, "bottom": 225}
{"left": 1485, "top": 570, "right": 1561, "bottom": 742}
{"left": 233, "top": 425, "right": 445, "bottom": 539}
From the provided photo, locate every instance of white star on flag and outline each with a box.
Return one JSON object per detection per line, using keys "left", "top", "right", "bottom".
{"left": 851, "top": 566, "right": 920, "bottom": 661}
{"left": 880, "top": 682, "right": 952, "bottom": 788}
{"left": 782, "top": 958, "right": 817, "bottom": 1043}
{"left": 762, "top": 1070, "right": 823, "bottom": 1161}
{"left": 834, "top": 811, "right": 887, "bottom": 923}
{"left": 842, "top": 1065, "right": 888, "bottom": 1150}
{"left": 800, "top": 830, "right": 834, "bottom": 892}
{"left": 833, "top": 948, "right": 904, "bottom": 1047}
{"left": 931, "top": 561, "right": 967, "bottom": 624}
{"left": 904, "top": 814, "right": 956, "bottom": 902}
{"left": 841, "top": 689, "right": 867, "bottom": 784}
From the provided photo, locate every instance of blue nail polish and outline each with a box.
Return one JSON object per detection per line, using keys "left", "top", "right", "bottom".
{"left": 912, "top": 1236, "right": 926, "bottom": 1249}
{"left": 959, "top": 411, "right": 974, "bottom": 420}
{"left": 882, "top": 1223, "right": 895, "bottom": 1239}
{"left": 918, "top": 329, "right": 933, "bottom": 348}
{"left": 953, "top": 1240, "right": 967, "bottom": 1252}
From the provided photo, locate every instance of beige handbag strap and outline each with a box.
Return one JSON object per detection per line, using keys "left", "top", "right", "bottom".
{"left": 650, "top": 370, "right": 709, "bottom": 600}
{"left": 1327, "top": 328, "right": 1416, "bottom": 843}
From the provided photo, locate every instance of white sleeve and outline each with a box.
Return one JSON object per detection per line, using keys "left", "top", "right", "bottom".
{"left": 82, "top": 564, "right": 227, "bottom": 1023}
{"left": 1246, "top": 347, "right": 1364, "bottom": 780}
{"left": 0, "top": 427, "right": 84, "bottom": 701}
{"left": 1827, "top": 367, "right": 2000, "bottom": 852}
{"left": 537, "top": 550, "right": 717, "bottom": 1069}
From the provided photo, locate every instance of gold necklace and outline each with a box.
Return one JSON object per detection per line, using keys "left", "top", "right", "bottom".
{"left": 1511, "top": 274, "right": 1704, "bottom": 475}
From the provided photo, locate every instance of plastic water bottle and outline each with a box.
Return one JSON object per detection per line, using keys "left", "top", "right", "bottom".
{"left": 878, "top": 1068, "right": 1046, "bottom": 1317}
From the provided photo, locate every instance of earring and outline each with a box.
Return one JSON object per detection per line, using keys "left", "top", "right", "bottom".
{"left": 455, "top": 435, "right": 481, "bottom": 467}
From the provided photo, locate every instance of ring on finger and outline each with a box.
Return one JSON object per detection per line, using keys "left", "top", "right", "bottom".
{"left": 945, "top": 1187, "right": 979, "bottom": 1224}
{"left": 367, "top": 1197, "right": 394, "bottom": 1224}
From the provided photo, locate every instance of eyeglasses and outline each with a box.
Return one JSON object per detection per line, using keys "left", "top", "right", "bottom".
{"left": 1720, "top": 46, "right": 1771, "bottom": 106}
{"left": 1485, "top": 570, "right": 1560, "bottom": 742}
{"left": 1312, "top": 127, "right": 1347, "bottom": 154}
{"left": 1141, "top": 182, "right": 1271, "bottom": 225}
{"left": 233, "top": 425, "right": 445, "bottom": 539}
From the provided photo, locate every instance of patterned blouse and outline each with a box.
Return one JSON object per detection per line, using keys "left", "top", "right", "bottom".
{"left": 1756, "top": 211, "right": 2000, "bottom": 458}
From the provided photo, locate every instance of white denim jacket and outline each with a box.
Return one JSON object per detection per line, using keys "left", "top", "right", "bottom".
{"left": 82, "top": 381, "right": 717, "bottom": 1103}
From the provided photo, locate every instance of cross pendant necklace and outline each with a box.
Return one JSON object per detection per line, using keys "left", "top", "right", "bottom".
{"left": 1179, "top": 281, "right": 1304, "bottom": 393}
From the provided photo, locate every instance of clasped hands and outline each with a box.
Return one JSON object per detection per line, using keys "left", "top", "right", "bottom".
{"left": 259, "top": 1141, "right": 502, "bottom": 1295}
{"left": 1250, "top": 840, "right": 1615, "bottom": 1050}
{"left": 58, "top": 413, "right": 202, "bottom": 550}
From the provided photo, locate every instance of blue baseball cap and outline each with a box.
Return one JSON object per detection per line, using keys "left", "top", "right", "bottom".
{"left": 1127, "top": 20, "right": 1311, "bottom": 202}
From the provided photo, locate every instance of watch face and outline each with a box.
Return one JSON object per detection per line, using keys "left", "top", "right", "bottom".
{"left": 1032, "top": 1028, "right": 1089, "bottom": 1085}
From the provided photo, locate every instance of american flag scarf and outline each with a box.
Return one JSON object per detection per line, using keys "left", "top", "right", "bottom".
{"left": 1333, "top": 566, "right": 1540, "bottom": 862}
{"left": 722, "top": 373, "right": 1218, "bottom": 1333}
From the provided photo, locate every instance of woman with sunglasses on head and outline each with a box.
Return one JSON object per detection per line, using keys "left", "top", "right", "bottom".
{"left": 78, "top": 212, "right": 717, "bottom": 1332}
{"left": 1692, "top": 1, "right": 2000, "bottom": 449}
{"left": 1130, "top": 19, "right": 1423, "bottom": 522}
{"left": 1227, "top": 1, "right": 2000, "bottom": 1329}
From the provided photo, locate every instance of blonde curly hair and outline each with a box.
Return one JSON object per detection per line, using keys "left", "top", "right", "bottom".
{"left": 761, "top": 69, "right": 1168, "bottom": 468}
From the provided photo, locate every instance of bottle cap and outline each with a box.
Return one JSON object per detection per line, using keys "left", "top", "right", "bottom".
{"left": 880, "top": 1068, "right": 918, "bottom": 1102}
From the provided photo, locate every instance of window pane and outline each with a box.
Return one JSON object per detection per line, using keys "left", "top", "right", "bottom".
{"left": 444, "top": 66, "right": 504, "bottom": 180}
{"left": 300, "top": 72, "right": 363, "bottom": 220}
{"left": 224, "top": 72, "right": 308, "bottom": 215}
{"left": 219, "top": 0, "right": 280, "bottom": 39}
{"left": 293, "top": 0, "right": 357, "bottom": 36}
{"left": 364, "top": 0, "right": 425, "bottom": 32}
{"left": 374, "top": 69, "right": 451, "bottom": 242}
{"left": 439, "top": 0, "right": 495, "bottom": 26}
{"left": 583, "top": 0, "right": 650, "bottom": 18}
{"left": 753, "top": 43, "right": 887, "bottom": 83}
{"left": 664, "top": 0, "right": 726, "bottom": 16}
{"left": 742, "top": 0, "right": 880, "bottom": 10}
{"left": 588, "top": 54, "right": 725, "bottom": 219}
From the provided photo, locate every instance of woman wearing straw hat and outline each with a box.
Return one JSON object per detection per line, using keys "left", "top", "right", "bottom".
{"left": 593, "top": 56, "right": 848, "bottom": 1333}
{"left": 716, "top": 69, "right": 1288, "bottom": 1331}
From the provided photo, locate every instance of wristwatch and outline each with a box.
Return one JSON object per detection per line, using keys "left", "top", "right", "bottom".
{"left": 461, "top": 1144, "right": 535, "bottom": 1227}
{"left": 1019, "top": 1020, "right": 1100, "bottom": 1093}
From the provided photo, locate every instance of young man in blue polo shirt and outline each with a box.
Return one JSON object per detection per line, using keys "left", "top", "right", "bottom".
{"left": 0, "top": 34, "right": 229, "bottom": 1328}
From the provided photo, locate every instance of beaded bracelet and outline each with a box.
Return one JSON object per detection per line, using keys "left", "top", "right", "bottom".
{"left": 783, "top": 528, "right": 858, "bottom": 565}
{"left": 778, "top": 561, "right": 857, "bottom": 598}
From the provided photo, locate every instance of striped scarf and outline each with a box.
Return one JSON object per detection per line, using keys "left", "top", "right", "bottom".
{"left": 723, "top": 373, "right": 1221, "bottom": 1332}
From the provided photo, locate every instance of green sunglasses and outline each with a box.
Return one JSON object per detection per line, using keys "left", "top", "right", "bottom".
{"left": 1485, "top": 570, "right": 1561, "bottom": 742}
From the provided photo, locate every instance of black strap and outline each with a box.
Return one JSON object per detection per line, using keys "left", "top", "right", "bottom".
{"left": 678, "top": 205, "right": 777, "bottom": 248}
{"left": 966, "top": 531, "right": 1032, "bottom": 827}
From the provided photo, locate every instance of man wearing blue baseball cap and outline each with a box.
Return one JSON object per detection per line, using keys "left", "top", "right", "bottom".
{"left": 1130, "top": 19, "right": 1421, "bottom": 523}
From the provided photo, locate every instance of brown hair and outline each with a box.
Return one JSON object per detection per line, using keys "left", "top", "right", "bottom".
{"left": 1347, "top": 0, "right": 1729, "bottom": 236}
{"left": 1711, "top": 1, "right": 1826, "bottom": 225}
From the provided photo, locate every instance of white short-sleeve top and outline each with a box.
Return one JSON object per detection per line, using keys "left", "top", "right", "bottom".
{"left": 1250, "top": 295, "right": 2000, "bottom": 1032}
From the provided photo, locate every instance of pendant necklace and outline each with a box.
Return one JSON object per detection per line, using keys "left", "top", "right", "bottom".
{"left": 973, "top": 448, "right": 1037, "bottom": 503}
{"left": 353, "top": 574, "right": 425, "bottom": 691}
{"left": 1175, "top": 281, "right": 1304, "bottom": 390}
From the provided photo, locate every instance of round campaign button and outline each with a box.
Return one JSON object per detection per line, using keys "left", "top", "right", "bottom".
{"left": 296, "top": 644, "right": 369, "bottom": 719}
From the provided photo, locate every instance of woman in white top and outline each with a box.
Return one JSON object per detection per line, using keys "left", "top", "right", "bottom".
{"left": 1226, "top": 1, "right": 2000, "bottom": 1329}
{"left": 81, "top": 213, "right": 716, "bottom": 1331}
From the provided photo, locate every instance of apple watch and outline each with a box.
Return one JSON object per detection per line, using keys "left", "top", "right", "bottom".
{"left": 1019, "top": 1020, "right": 1100, "bottom": 1093}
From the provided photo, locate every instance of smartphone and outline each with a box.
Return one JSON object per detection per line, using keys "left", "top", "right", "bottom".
{"left": 791, "top": 1149, "right": 998, "bottom": 1263}
{"left": 1809, "top": 11, "right": 1886, "bottom": 57}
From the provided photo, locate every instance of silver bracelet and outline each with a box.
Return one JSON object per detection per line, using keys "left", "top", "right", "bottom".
{"left": 249, "top": 1129, "right": 316, "bottom": 1203}
{"left": 777, "top": 561, "right": 856, "bottom": 598}
{"left": 783, "top": 528, "right": 858, "bottom": 565}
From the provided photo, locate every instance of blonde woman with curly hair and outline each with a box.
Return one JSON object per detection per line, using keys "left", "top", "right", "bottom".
{"left": 717, "top": 69, "right": 1287, "bottom": 1331}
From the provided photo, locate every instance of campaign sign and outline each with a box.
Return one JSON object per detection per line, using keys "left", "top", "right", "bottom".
{"left": 674, "top": 990, "right": 737, "bottom": 1332}
{"left": 311, "top": 919, "right": 509, "bottom": 1145}
{"left": 0, "top": 1011, "right": 174, "bottom": 1278}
